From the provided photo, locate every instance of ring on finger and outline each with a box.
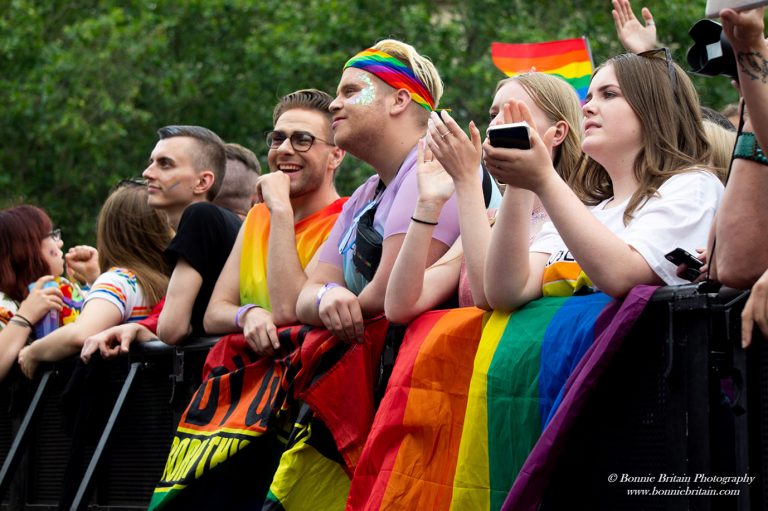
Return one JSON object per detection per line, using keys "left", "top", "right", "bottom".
{"left": 439, "top": 130, "right": 450, "bottom": 138}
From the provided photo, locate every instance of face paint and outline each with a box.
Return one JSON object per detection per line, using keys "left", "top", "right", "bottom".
{"left": 165, "top": 179, "right": 181, "bottom": 191}
{"left": 347, "top": 73, "right": 376, "bottom": 106}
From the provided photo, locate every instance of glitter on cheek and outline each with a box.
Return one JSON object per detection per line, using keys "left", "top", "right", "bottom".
{"left": 346, "top": 74, "right": 376, "bottom": 106}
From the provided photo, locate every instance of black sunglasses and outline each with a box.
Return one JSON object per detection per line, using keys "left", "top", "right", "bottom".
{"left": 637, "top": 47, "right": 678, "bottom": 92}
{"left": 265, "top": 130, "right": 334, "bottom": 153}
{"left": 115, "top": 177, "right": 146, "bottom": 188}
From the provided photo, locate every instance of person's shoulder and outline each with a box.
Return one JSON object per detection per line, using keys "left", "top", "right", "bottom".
{"left": 660, "top": 169, "right": 724, "bottom": 195}
{"left": 345, "top": 175, "right": 380, "bottom": 206}
{"left": 180, "top": 202, "right": 241, "bottom": 228}
{"left": 97, "top": 267, "right": 137, "bottom": 282}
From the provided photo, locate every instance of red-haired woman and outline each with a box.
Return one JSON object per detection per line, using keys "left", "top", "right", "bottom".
{"left": 0, "top": 206, "right": 91, "bottom": 382}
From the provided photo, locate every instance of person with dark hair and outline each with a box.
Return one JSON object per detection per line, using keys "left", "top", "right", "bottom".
{"left": 0, "top": 206, "right": 84, "bottom": 381}
{"left": 81, "top": 126, "right": 241, "bottom": 357}
{"left": 215, "top": 143, "right": 261, "bottom": 219}
{"left": 17, "top": 186, "right": 171, "bottom": 378}
{"left": 137, "top": 89, "right": 347, "bottom": 511}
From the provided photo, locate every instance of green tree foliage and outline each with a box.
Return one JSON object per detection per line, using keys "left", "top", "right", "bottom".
{"left": 0, "top": 0, "right": 736, "bottom": 245}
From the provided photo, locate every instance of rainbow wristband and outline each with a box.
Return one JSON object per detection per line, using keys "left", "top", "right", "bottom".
{"left": 235, "top": 304, "right": 261, "bottom": 329}
{"left": 316, "top": 283, "right": 342, "bottom": 310}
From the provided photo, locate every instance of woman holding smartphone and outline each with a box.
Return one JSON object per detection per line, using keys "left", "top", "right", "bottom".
{"left": 385, "top": 72, "right": 584, "bottom": 323}
{"left": 484, "top": 51, "right": 723, "bottom": 308}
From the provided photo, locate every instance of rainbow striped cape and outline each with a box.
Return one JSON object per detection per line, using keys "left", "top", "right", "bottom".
{"left": 491, "top": 38, "right": 593, "bottom": 101}
{"left": 240, "top": 198, "right": 347, "bottom": 309}
{"left": 346, "top": 287, "right": 657, "bottom": 510}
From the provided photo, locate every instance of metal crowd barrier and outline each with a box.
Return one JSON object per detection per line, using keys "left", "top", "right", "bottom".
{"left": 0, "top": 285, "right": 766, "bottom": 510}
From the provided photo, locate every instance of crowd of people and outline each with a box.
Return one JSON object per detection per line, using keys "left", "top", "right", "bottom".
{"left": 2, "top": 0, "right": 767, "bottom": 509}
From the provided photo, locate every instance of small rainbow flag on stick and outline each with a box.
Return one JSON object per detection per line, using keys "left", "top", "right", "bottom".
{"left": 491, "top": 37, "right": 593, "bottom": 102}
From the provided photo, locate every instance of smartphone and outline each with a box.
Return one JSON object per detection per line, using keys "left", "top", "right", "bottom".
{"left": 706, "top": 0, "right": 768, "bottom": 18}
{"left": 487, "top": 122, "right": 531, "bottom": 150}
{"left": 665, "top": 248, "right": 704, "bottom": 281}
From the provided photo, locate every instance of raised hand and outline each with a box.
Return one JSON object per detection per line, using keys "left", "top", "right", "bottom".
{"left": 253, "top": 171, "right": 293, "bottom": 214}
{"left": 65, "top": 245, "right": 100, "bottom": 285}
{"left": 482, "top": 100, "right": 557, "bottom": 193}
{"left": 612, "top": 0, "right": 658, "bottom": 53}
{"left": 721, "top": 6, "right": 766, "bottom": 54}
{"left": 426, "top": 110, "right": 482, "bottom": 186}
{"left": 416, "top": 138, "right": 455, "bottom": 206}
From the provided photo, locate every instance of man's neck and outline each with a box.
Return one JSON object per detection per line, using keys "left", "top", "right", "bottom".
{"left": 361, "top": 122, "right": 424, "bottom": 186}
{"left": 166, "top": 197, "right": 207, "bottom": 231}
{"left": 290, "top": 186, "right": 340, "bottom": 223}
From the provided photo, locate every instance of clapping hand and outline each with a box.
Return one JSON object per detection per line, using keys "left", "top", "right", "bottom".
{"left": 612, "top": 0, "right": 658, "bottom": 53}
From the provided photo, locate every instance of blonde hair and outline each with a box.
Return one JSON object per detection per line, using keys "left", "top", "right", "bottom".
{"left": 97, "top": 185, "right": 171, "bottom": 306}
{"left": 702, "top": 120, "right": 733, "bottom": 182}
{"left": 497, "top": 73, "right": 585, "bottom": 193}
{"left": 576, "top": 53, "right": 713, "bottom": 224}
{"left": 371, "top": 39, "right": 443, "bottom": 122}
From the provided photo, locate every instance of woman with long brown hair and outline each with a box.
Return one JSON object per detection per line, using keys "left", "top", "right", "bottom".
{"left": 17, "top": 183, "right": 171, "bottom": 378}
{"left": 485, "top": 51, "right": 723, "bottom": 308}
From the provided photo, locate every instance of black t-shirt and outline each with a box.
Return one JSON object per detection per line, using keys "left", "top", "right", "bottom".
{"left": 165, "top": 202, "right": 241, "bottom": 337}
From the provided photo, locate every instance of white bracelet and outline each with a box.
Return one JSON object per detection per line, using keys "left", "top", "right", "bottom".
{"left": 316, "top": 283, "right": 342, "bottom": 310}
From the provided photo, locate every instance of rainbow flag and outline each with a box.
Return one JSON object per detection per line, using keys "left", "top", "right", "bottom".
{"left": 491, "top": 38, "right": 593, "bottom": 102}
{"left": 346, "top": 287, "right": 656, "bottom": 511}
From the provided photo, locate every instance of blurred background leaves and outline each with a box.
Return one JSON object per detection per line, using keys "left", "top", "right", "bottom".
{"left": 0, "top": 0, "right": 736, "bottom": 245}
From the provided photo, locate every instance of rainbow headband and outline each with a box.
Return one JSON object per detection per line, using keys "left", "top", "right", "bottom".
{"left": 344, "top": 48, "right": 435, "bottom": 112}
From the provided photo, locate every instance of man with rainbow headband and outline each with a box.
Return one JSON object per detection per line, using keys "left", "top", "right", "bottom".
{"left": 203, "top": 89, "right": 347, "bottom": 355}
{"left": 297, "top": 39, "right": 497, "bottom": 339}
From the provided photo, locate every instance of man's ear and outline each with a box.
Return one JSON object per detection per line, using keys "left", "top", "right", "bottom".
{"left": 194, "top": 170, "right": 215, "bottom": 195}
{"left": 550, "top": 120, "right": 569, "bottom": 148}
{"left": 390, "top": 89, "right": 412, "bottom": 116}
{"left": 327, "top": 146, "right": 346, "bottom": 172}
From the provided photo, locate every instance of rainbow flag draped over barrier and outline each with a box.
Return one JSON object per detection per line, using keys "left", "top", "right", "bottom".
{"left": 149, "top": 316, "right": 392, "bottom": 511}
{"left": 346, "top": 287, "right": 656, "bottom": 511}
{"left": 491, "top": 38, "right": 593, "bottom": 101}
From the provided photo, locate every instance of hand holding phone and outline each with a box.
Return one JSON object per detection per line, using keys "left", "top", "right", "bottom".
{"left": 706, "top": 0, "right": 768, "bottom": 18}
{"left": 665, "top": 247, "right": 704, "bottom": 281}
{"left": 487, "top": 122, "right": 531, "bottom": 150}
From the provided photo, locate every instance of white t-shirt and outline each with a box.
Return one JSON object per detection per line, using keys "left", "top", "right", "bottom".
{"left": 84, "top": 268, "right": 152, "bottom": 322}
{"left": 530, "top": 170, "right": 724, "bottom": 287}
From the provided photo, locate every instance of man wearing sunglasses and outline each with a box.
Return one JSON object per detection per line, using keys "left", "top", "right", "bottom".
{"left": 201, "top": 89, "right": 347, "bottom": 356}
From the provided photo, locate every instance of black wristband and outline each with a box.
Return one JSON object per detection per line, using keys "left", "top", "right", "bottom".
{"left": 11, "top": 313, "right": 33, "bottom": 329}
{"left": 411, "top": 216, "right": 438, "bottom": 226}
